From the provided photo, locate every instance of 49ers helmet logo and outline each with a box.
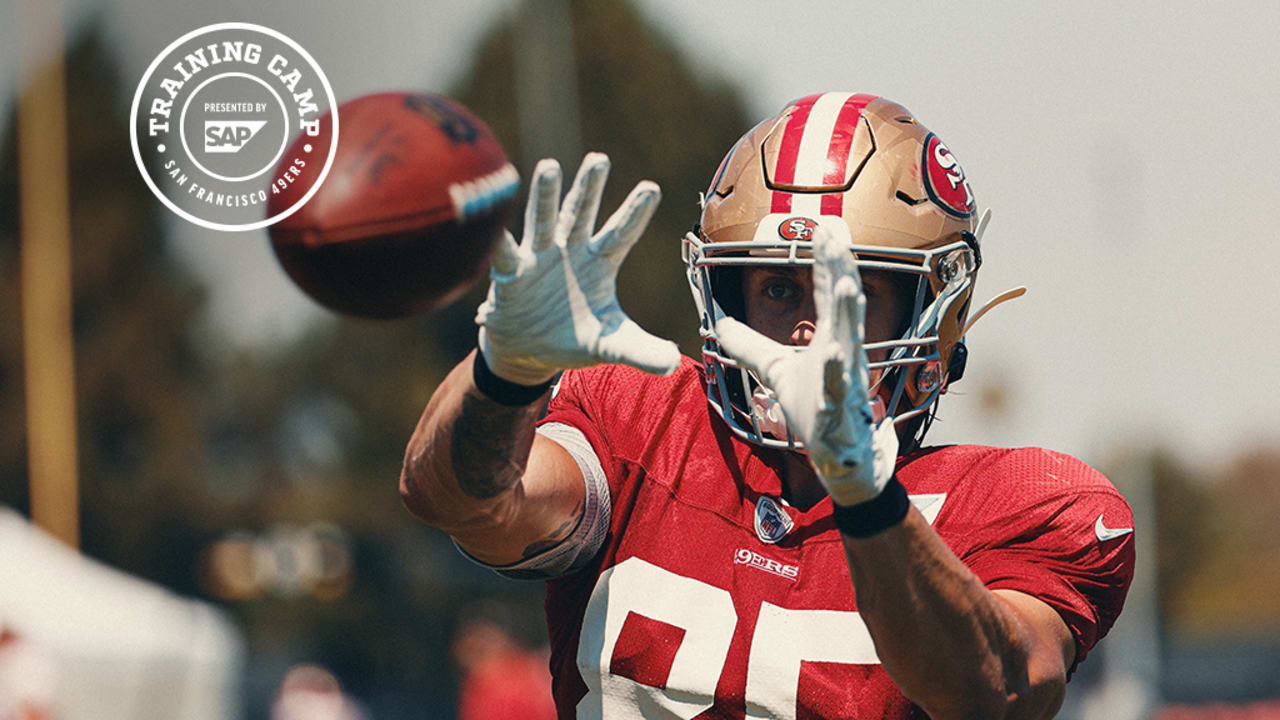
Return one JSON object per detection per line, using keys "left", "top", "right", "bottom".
{"left": 778, "top": 216, "right": 818, "bottom": 241}
{"left": 922, "top": 133, "right": 976, "bottom": 218}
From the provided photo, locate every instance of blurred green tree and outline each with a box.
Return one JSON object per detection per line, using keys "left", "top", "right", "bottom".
{"left": 1158, "top": 449, "right": 1280, "bottom": 637}
{"left": 1151, "top": 451, "right": 1210, "bottom": 629}
{"left": 0, "top": 23, "right": 219, "bottom": 594}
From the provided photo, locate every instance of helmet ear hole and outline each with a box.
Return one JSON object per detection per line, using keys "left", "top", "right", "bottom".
{"left": 947, "top": 341, "right": 968, "bottom": 384}
{"left": 710, "top": 266, "right": 746, "bottom": 322}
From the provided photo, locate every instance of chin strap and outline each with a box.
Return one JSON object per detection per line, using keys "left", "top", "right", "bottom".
{"left": 975, "top": 208, "right": 993, "bottom": 244}
{"left": 962, "top": 286, "right": 1026, "bottom": 336}
{"left": 961, "top": 208, "right": 1025, "bottom": 336}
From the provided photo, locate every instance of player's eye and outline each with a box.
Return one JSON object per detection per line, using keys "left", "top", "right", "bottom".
{"left": 859, "top": 272, "right": 892, "bottom": 302}
{"left": 762, "top": 279, "right": 798, "bottom": 301}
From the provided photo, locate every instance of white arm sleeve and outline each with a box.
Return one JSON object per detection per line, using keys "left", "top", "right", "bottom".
{"left": 452, "top": 422, "right": 612, "bottom": 580}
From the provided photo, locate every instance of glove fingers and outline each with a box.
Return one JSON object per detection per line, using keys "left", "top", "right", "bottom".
{"left": 593, "top": 180, "right": 661, "bottom": 258}
{"left": 815, "top": 220, "right": 859, "bottom": 276}
{"left": 830, "top": 274, "right": 872, "bottom": 407}
{"left": 474, "top": 282, "right": 499, "bottom": 325}
{"left": 811, "top": 222, "right": 858, "bottom": 339}
{"left": 831, "top": 275, "right": 866, "bottom": 354}
{"left": 821, "top": 343, "right": 849, "bottom": 406}
{"left": 812, "top": 236, "right": 837, "bottom": 341}
{"left": 813, "top": 223, "right": 865, "bottom": 352}
{"left": 559, "top": 153, "right": 611, "bottom": 247}
{"left": 596, "top": 318, "right": 681, "bottom": 376}
{"left": 527, "top": 159, "right": 562, "bottom": 253}
{"left": 489, "top": 229, "right": 521, "bottom": 277}
{"left": 716, "top": 317, "right": 788, "bottom": 386}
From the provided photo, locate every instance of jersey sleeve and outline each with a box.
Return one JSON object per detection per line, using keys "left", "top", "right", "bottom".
{"left": 451, "top": 360, "right": 701, "bottom": 581}
{"left": 950, "top": 448, "right": 1136, "bottom": 673}
{"left": 453, "top": 422, "right": 611, "bottom": 580}
{"left": 451, "top": 367, "right": 621, "bottom": 581}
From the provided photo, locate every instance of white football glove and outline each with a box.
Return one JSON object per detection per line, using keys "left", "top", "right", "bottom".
{"left": 476, "top": 153, "right": 680, "bottom": 386}
{"left": 716, "top": 222, "right": 898, "bottom": 506}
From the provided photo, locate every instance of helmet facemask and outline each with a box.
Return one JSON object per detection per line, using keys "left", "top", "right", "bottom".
{"left": 683, "top": 220, "right": 980, "bottom": 452}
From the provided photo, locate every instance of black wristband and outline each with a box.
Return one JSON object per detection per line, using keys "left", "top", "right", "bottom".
{"left": 831, "top": 476, "right": 910, "bottom": 538}
{"left": 472, "top": 348, "right": 557, "bottom": 406}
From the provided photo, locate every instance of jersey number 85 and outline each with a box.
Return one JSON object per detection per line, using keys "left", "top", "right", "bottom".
{"left": 576, "top": 557, "right": 881, "bottom": 719}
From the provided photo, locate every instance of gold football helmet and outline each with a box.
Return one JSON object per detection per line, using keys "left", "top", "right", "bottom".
{"left": 684, "top": 92, "right": 1015, "bottom": 450}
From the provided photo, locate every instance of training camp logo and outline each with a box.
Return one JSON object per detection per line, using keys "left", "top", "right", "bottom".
{"left": 130, "top": 22, "right": 338, "bottom": 231}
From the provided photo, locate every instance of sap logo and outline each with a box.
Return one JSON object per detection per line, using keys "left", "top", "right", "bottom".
{"left": 204, "top": 120, "right": 267, "bottom": 154}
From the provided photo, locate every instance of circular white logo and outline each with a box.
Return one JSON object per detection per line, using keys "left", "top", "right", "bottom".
{"left": 130, "top": 22, "right": 339, "bottom": 231}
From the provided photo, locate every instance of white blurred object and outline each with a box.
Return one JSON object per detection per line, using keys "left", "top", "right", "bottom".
{"left": 0, "top": 507, "right": 245, "bottom": 720}
{"left": 270, "top": 664, "right": 367, "bottom": 720}
{"left": 0, "top": 630, "right": 57, "bottom": 720}
{"left": 1078, "top": 670, "right": 1154, "bottom": 720}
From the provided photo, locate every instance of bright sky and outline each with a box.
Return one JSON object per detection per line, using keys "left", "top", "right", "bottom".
{"left": 4, "top": 0, "right": 1278, "bottom": 471}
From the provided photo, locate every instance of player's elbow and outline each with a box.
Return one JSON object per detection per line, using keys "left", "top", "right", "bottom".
{"left": 917, "top": 687, "right": 1025, "bottom": 720}
{"left": 912, "top": 646, "right": 1064, "bottom": 720}
{"left": 399, "top": 461, "right": 439, "bottom": 525}
{"left": 911, "top": 666, "right": 1013, "bottom": 720}
{"left": 948, "top": 653, "right": 1065, "bottom": 720}
{"left": 966, "top": 678, "right": 1064, "bottom": 720}
{"left": 1003, "top": 652, "right": 1067, "bottom": 720}
{"left": 398, "top": 447, "right": 456, "bottom": 528}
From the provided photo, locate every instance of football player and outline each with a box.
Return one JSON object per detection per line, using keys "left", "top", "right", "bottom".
{"left": 400, "top": 92, "right": 1135, "bottom": 719}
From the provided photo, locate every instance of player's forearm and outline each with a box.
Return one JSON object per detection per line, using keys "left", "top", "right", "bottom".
{"left": 399, "top": 349, "right": 545, "bottom": 532}
{"left": 842, "top": 508, "right": 1062, "bottom": 720}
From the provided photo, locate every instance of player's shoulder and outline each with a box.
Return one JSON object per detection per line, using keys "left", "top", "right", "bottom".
{"left": 558, "top": 355, "right": 703, "bottom": 402}
{"left": 549, "top": 355, "right": 706, "bottom": 436}
{"left": 566, "top": 354, "right": 702, "bottom": 381}
{"left": 547, "top": 355, "right": 719, "bottom": 487}
{"left": 903, "top": 444, "right": 1133, "bottom": 540}
{"left": 901, "top": 443, "right": 1122, "bottom": 499}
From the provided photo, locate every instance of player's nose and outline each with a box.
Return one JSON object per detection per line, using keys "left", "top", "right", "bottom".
{"left": 790, "top": 321, "right": 815, "bottom": 346}
{"left": 789, "top": 290, "right": 818, "bottom": 346}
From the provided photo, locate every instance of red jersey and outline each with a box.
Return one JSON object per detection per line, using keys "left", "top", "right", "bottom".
{"left": 528, "top": 357, "right": 1134, "bottom": 719}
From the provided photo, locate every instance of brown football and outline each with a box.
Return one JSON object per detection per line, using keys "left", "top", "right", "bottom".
{"left": 266, "top": 92, "right": 518, "bottom": 319}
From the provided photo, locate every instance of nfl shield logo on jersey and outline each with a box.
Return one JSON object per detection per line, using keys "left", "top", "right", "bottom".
{"left": 754, "top": 496, "right": 795, "bottom": 544}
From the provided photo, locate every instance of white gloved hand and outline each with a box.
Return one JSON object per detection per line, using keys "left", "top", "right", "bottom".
{"left": 715, "top": 223, "right": 898, "bottom": 506}
{"left": 476, "top": 153, "right": 680, "bottom": 386}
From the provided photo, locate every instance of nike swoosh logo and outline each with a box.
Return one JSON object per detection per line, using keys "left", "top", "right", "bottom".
{"left": 1095, "top": 514, "right": 1133, "bottom": 542}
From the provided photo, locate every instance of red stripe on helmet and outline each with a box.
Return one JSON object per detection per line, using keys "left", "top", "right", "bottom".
{"left": 820, "top": 94, "right": 875, "bottom": 216}
{"left": 770, "top": 94, "right": 822, "bottom": 214}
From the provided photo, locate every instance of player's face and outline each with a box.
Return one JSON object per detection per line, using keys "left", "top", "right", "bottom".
{"left": 741, "top": 266, "right": 911, "bottom": 370}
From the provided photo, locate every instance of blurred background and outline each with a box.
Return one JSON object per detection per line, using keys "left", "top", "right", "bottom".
{"left": 2, "top": 0, "right": 1279, "bottom": 718}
